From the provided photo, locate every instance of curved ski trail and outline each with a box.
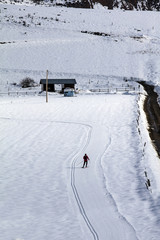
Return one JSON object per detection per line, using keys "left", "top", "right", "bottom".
{"left": 69, "top": 123, "right": 138, "bottom": 240}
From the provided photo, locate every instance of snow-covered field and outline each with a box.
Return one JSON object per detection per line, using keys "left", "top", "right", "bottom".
{"left": 1, "top": 2, "right": 160, "bottom": 240}
{"left": 1, "top": 94, "right": 160, "bottom": 240}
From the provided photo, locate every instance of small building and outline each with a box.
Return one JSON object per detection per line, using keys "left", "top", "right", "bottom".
{"left": 40, "top": 79, "right": 77, "bottom": 93}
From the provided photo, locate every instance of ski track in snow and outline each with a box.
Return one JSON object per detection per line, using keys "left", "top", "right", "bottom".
{"left": 1, "top": 3, "right": 160, "bottom": 239}
{"left": 70, "top": 125, "right": 99, "bottom": 240}
{"left": 1, "top": 92, "right": 160, "bottom": 239}
{"left": 0, "top": 115, "right": 99, "bottom": 239}
{"left": 0, "top": 100, "right": 138, "bottom": 240}
{"left": 97, "top": 129, "right": 138, "bottom": 239}
{"left": 0, "top": 117, "right": 138, "bottom": 240}
{"left": 67, "top": 121, "right": 138, "bottom": 240}
{"left": 0, "top": 112, "right": 99, "bottom": 238}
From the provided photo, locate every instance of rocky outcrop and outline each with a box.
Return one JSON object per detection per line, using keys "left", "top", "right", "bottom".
{"left": 93, "top": 0, "right": 160, "bottom": 10}
{"left": 6, "top": 0, "right": 160, "bottom": 10}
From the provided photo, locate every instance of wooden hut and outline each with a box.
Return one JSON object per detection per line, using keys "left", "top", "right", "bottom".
{"left": 40, "top": 79, "right": 76, "bottom": 93}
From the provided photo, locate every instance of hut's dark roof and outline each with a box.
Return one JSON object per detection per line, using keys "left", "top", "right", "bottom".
{"left": 40, "top": 79, "right": 76, "bottom": 84}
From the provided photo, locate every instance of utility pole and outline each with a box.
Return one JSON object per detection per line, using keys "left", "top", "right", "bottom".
{"left": 46, "top": 70, "right": 48, "bottom": 103}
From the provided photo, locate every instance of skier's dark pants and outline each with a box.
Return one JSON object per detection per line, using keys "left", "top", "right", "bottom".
{"left": 82, "top": 161, "right": 88, "bottom": 168}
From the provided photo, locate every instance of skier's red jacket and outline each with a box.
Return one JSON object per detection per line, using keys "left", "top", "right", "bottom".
{"left": 83, "top": 154, "right": 89, "bottom": 162}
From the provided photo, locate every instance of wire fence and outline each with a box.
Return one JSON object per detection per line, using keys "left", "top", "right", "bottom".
{"left": 0, "top": 85, "right": 143, "bottom": 96}
{"left": 89, "top": 85, "right": 142, "bottom": 94}
{"left": 0, "top": 90, "right": 41, "bottom": 96}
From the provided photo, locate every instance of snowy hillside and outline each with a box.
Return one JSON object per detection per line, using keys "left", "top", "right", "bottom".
{"left": 1, "top": 2, "right": 160, "bottom": 240}
{"left": 1, "top": 0, "right": 160, "bottom": 10}
{"left": 0, "top": 3, "right": 160, "bottom": 91}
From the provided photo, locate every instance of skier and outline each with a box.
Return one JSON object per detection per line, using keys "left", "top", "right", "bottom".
{"left": 82, "top": 153, "right": 90, "bottom": 168}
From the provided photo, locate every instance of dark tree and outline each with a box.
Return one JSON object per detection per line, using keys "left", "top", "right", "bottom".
{"left": 20, "top": 77, "right": 36, "bottom": 88}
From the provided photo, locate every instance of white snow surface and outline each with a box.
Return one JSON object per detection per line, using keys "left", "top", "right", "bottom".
{"left": 1, "top": 93, "right": 160, "bottom": 240}
{"left": 1, "top": 2, "right": 160, "bottom": 240}
{"left": 0, "top": 3, "right": 160, "bottom": 89}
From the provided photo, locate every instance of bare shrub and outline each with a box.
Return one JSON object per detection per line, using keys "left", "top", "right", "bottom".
{"left": 20, "top": 77, "right": 36, "bottom": 88}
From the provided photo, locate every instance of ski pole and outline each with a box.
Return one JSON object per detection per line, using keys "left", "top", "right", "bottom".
{"left": 76, "top": 161, "right": 83, "bottom": 166}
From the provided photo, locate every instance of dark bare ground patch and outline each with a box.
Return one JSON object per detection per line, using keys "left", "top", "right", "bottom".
{"left": 0, "top": 41, "right": 16, "bottom": 44}
{"left": 81, "top": 30, "right": 111, "bottom": 37}
{"left": 138, "top": 81, "right": 160, "bottom": 157}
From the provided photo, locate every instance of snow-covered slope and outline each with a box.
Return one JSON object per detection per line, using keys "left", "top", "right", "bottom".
{"left": 1, "top": 3, "right": 160, "bottom": 240}
{"left": 0, "top": 3, "right": 160, "bottom": 91}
